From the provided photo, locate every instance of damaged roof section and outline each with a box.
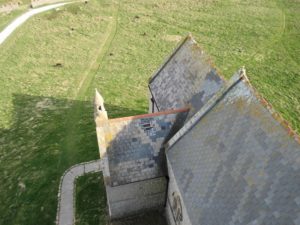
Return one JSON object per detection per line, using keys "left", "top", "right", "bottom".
{"left": 166, "top": 72, "right": 300, "bottom": 224}
{"left": 149, "top": 35, "right": 225, "bottom": 119}
{"left": 98, "top": 108, "right": 189, "bottom": 186}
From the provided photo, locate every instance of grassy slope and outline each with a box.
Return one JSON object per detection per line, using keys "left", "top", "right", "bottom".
{"left": 0, "top": 0, "right": 299, "bottom": 224}
{"left": 0, "top": 0, "right": 118, "bottom": 224}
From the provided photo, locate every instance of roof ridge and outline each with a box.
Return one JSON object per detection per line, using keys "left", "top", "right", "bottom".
{"left": 165, "top": 68, "right": 244, "bottom": 150}
{"left": 107, "top": 107, "right": 190, "bottom": 123}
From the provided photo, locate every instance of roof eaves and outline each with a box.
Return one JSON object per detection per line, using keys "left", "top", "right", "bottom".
{"left": 148, "top": 84, "right": 161, "bottom": 111}
{"left": 240, "top": 74, "right": 300, "bottom": 144}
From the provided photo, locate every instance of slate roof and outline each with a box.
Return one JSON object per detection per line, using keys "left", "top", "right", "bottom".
{"left": 149, "top": 35, "right": 225, "bottom": 119}
{"left": 99, "top": 108, "right": 189, "bottom": 186}
{"left": 166, "top": 71, "right": 300, "bottom": 224}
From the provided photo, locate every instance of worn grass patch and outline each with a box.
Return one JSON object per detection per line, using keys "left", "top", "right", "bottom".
{"left": 0, "top": 0, "right": 299, "bottom": 224}
{"left": 0, "top": 0, "right": 30, "bottom": 5}
{"left": 0, "top": 6, "right": 28, "bottom": 31}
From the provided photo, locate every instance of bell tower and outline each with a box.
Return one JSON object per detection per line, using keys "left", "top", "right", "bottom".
{"left": 94, "top": 88, "right": 108, "bottom": 125}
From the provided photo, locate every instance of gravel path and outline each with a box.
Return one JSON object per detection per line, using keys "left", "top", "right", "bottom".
{"left": 56, "top": 160, "right": 103, "bottom": 225}
{"left": 0, "top": 2, "right": 72, "bottom": 45}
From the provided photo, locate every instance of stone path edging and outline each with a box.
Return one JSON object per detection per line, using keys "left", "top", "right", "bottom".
{"left": 56, "top": 159, "right": 103, "bottom": 225}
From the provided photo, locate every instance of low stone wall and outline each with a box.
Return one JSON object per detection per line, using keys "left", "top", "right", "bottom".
{"left": 0, "top": 2, "right": 19, "bottom": 14}
{"left": 56, "top": 160, "right": 103, "bottom": 225}
{"left": 107, "top": 177, "right": 167, "bottom": 220}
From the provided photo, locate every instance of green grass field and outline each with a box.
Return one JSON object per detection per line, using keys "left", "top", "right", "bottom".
{"left": 75, "top": 173, "right": 108, "bottom": 225}
{"left": 0, "top": 0, "right": 299, "bottom": 224}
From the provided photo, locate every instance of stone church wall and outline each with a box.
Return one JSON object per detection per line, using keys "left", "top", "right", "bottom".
{"left": 107, "top": 177, "right": 167, "bottom": 220}
{"left": 165, "top": 157, "right": 192, "bottom": 225}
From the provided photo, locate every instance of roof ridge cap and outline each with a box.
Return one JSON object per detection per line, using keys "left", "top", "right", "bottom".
{"left": 107, "top": 107, "right": 190, "bottom": 123}
{"left": 165, "top": 68, "right": 244, "bottom": 150}
{"left": 239, "top": 69, "right": 300, "bottom": 144}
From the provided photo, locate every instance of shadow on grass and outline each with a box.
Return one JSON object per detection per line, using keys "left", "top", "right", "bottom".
{"left": 0, "top": 94, "right": 144, "bottom": 225}
{"left": 75, "top": 173, "right": 108, "bottom": 225}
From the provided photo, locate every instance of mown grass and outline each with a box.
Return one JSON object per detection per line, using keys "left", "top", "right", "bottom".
{"left": 75, "top": 173, "right": 108, "bottom": 225}
{"left": 0, "top": 0, "right": 118, "bottom": 224}
{"left": 0, "top": 0, "right": 299, "bottom": 224}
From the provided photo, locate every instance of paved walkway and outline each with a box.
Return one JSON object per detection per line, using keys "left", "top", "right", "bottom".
{"left": 0, "top": 2, "right": 72, "bottom": 45}
{"left": 56, "top": 160, "right": 103, "bottom": 225}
